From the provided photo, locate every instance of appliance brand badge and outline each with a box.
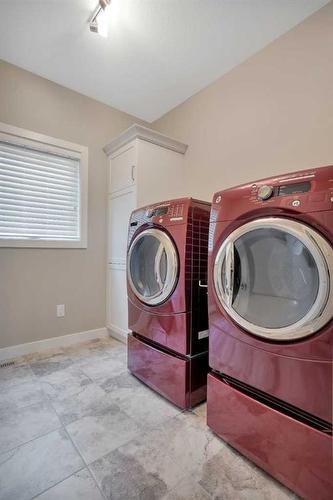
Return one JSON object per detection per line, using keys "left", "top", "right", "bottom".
{"left": 198, "top": 330, "right": 209, "bottom": 340}
{"left": 215, "top": 195, "right": 222, "bottom": 204}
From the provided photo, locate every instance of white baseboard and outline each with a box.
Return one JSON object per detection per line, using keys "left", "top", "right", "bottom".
{"left": 0, "top": 327, "right": 109, "bottom": 362}
{"left": 107, "top": 323, "right": 129, "bottom": 344}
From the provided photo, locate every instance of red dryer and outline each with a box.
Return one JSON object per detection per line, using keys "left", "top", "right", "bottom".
{"left": 127, "top": 197, "right": 211, "bottom": 409}
{"left": 207, "top": 166, "right": 333, "bottom": 500}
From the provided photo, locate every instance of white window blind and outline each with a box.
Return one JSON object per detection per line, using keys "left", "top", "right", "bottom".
{"left": 0, "top": 140, "right": 81, "bottom": 241}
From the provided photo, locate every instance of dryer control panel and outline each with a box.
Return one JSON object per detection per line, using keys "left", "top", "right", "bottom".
{"left": 128, "top": 197, "right": 211, "bottom": 251}
{"left": 145, "top": 203, "right": 185, "bottom": 221}
{"left": 128, "top": 198, "right": 190, "bottom": 246}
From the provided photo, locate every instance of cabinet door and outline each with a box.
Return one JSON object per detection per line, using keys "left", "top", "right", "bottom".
{"left": 108, "top": 189, "right": 136, "bottom": 264}
{"left": 109, "top": 145, "right": 136, "bottom": 194}
{"left": 106, "top": 264, "right": 129, "bottom": 337}
{"left": 136, "top": 140, "right": 185, "bottom": 206}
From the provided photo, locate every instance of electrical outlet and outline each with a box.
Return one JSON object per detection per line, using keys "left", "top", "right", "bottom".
{"left": 57, "top": 304, "right": 65, "bottom": 317}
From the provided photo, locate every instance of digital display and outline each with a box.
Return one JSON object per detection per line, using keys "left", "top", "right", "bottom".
{"left": 151, "top": 206, "right": 168, "bottom": 217}
{"left": 278, "top": 181, "right": 311, "bottom": 196}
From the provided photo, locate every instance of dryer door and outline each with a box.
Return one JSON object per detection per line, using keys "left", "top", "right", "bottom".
{"left": 214, "top": 217, "right": 333, "bottom": 340}
{"left": 128, "top": 227, "right": 178, "bottom": 306}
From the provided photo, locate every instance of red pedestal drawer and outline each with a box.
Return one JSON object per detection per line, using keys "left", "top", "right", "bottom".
{"left": 128, "top": 333, "right": 208, "bottom": 409}
{"left": 207, "top": 372, "right": 332, "bottom": 500}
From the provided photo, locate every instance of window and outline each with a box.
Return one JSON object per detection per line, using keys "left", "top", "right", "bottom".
{"left": 0, "top": 122, "right": 88, "bottom": 248}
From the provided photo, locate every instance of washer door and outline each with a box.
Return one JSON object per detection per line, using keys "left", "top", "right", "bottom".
{"left": 128, "top": 228, "right": 178, "bottom": 306}
{"left": 214, "top": 217, "right": 333, "bottom": 340}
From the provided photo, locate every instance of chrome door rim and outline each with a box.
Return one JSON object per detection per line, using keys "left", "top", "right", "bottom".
{"left": 127, "top": 227, "right": 178, "bottom": 306}
{"left": 213, "top": 217, "right": 333, "bottom": 341}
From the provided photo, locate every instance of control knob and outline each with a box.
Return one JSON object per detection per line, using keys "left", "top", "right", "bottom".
{"left": 257, "top": 185, "right": 274, "bottom": 201}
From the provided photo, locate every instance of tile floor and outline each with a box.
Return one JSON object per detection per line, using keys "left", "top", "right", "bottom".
{"left": 0, "top": 337, "right": 297, "bottom": 500}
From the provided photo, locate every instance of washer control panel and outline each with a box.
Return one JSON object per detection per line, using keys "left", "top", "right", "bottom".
{"left": 255, "top": 181, "right": 311, "bottom": 201}
{"left": 212, "top": 166, "right": 333, "bottom": 221}
{"left": 257, "top": 185, "right": 274, "bottom": 200}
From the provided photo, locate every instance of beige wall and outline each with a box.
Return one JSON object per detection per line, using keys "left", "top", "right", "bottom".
{"left": 0, "top": 60, "right": 145, "bottom": 349}
{"left": 153, "top": 2, "right": 333, "bottom": 201}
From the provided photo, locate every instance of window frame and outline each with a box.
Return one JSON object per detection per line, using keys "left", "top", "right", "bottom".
{"left": 0, "top": 121, "right": 88, "bottom": 249}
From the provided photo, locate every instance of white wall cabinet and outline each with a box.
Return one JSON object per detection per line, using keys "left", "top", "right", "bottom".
{"left": 108, "top": 145, "right": 136, "bottom": 193}
{"left": 106, "top": 263, "right": 129, "bottom": 337}
{"left": 107, "top": 190, "right": 136, "bottom": 264}
{"left": 104, "top": 124, "right": 188, "bottom": 342}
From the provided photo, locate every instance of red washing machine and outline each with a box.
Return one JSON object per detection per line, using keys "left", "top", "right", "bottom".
{"left": 127, "top": 197, "right": 211, "bottom": 409}
{"left": 207, "top": 166, "right": 333, "bottom": 500}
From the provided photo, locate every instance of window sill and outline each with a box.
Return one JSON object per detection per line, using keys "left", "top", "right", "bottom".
{"left": 0, "top": 238, "right": 87, "bottom": 249}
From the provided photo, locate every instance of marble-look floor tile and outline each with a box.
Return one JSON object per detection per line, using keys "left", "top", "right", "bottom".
{"left": 0, "top": 400, "right": 61, "bottom": 453}
{"left": 162, "top": 474, "right": 211, "bottom": 500}
{"left": 0, "top": 429, "right": 84, "bottom": 500}
{"left": 107, "top": 383, "right": 181, "bottom": 431}
{"left": 78, "top": 356, "right": 127, "bottom": 385}
{"left": 101, "top": 370, "right": 142, "bottom": 393}
{"left": 66, "top": 406, "right": 142, "bottom": 464}
{"left": 70, "top": 352, "right": 117, "bottom": 374}
{"left": 51, "top": 382, "right": 119, "bottom": 426}
{"left": 30, "top": 353, "right": 74, "bottom": 377}
{"left": 90, "top": 448, "right": 168, "bottom": 500}
{"left": 69, "top": 345, "right": 113, "bottom": 365}
{"left": 68, "top": 338, "right": 124, "bottom": 364}
{"left": 199, "top": 445, "right": 296, "bottom": 500}
{"left": 92, "top": 412, "right": 223, "bottom": 493}
{"left": 104, "top": 346, "right": 127, "bottom": 366}
{"left": 40, "top": 366, "right": 92, "bottom": 400}
{"left": 35, "top": 468, "right": 104, "bottom": 500}
{"left": 192, "top": 402, "right": 207, "bottom": 420}
{"left": 0, "top": 363, "right": 35, "bottom": 389}
{"left": 81, "top": 336, "right": 120, "bottom": 350}
{"left": 76, "top": 337, "right": 122, "bottom": 355}
{"left": 102, "top": 341, "right": 127, "bottom": 355}
{"left": 0, "top": 379, "right": 46, "bottom": 411}
{"left": 0, "top": 339, "right": 301, "bottom": 499}
{"left": 23, "top": 347, "right": 66, "bottom": 363}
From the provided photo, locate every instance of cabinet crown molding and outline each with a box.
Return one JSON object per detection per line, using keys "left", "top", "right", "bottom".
{"left": 103, "top": 124, "right": 188, "bottom": 156}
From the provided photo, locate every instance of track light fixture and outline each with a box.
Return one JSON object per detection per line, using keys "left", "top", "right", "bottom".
{"left": 89, "top": 0, "right": 111, "bottom": 38}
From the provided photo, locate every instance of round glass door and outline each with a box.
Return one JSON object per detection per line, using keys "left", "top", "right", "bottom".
{"left": 214, "top": 217, "right": 333, "bottom": 340}
{"left": 128, "top": 228, "right": 178, "bottom": 306}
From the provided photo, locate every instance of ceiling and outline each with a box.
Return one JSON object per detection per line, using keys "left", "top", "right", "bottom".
{"left": 0, "top": 0, "right": 329, "bottom": 122}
